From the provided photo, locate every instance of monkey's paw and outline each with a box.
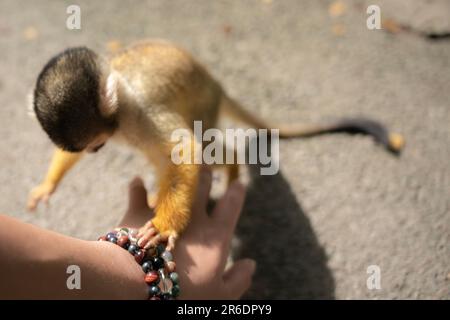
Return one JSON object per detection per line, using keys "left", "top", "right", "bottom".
{"left": 137, "top": 220, "right": 178, "bottom": 252}
{"left": 27, "top": 181, "right": 56, "bottom": 211}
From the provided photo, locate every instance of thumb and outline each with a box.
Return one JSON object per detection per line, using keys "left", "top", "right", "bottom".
{"left": 127, "top": 177, "right": 149, "bottom": 212}
{"left": 223, "top": 259, "right": 256, "bottom": 299}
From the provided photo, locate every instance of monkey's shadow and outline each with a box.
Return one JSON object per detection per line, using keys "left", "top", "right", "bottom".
{"left": 235, "top": 163, "right": 335, "bottom": 299}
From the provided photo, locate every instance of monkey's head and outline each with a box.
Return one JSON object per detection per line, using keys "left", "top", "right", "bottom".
{"left": 33, "top": 47, "right": 119, "bottom": 153}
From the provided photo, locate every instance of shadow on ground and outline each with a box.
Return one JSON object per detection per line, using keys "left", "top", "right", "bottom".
{"left": 236, "top": 163, "right": 335, "bottom": 299}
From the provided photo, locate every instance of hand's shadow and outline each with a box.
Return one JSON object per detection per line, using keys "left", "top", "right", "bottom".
{"left": 235, "top": 163, "right": 335, "bottom": 299}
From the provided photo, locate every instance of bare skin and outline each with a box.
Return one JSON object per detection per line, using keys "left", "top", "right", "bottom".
{"left": 1, "top": 167, "right": 255, "bottom": 299}
{"left": 129, "top": 167, "right": 256, "bottom": 299}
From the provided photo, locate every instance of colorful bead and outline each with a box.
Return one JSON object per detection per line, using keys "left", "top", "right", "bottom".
{"left": 160, "top": 293, "right": 172, "bottom": 300}
{"left": 106, "top": 232, "right": 117, "bottom": 240}
{"left": 165, "top": 261, "right": 176, "bottom": 273}
{"left": 159, "top": 278, "right": 173, "bottom": 293}
{"left": 134, "top": 249, "right": 145, "bottom": 264}
{"left": 128, "top": 244, "right": 138, "bottom": 255}
{"left": 149, "top": 285, "right": 160, "bottom": 296}
{"left": 170, "top": 285, "right": 180, "bottom": 298}
{"left": 142, "top": 261, "right": 153, "bottom": 273}
{"left": 108, "top": 236, "right": 118, "bottom": 244}
{"left": 169, "top": 272, "right": 179, "bottom": 284}
{"left": 161, "top": 251, "right": 173, "bottom": 262}
{"left": 156, "top": 244, "right": 165, "bottom": 255}
{"left": 152, "top": 257, "right": 164, "bottom": 270}
{"left": 117, "top": 235, "right": 130, "bottom": 248}
{"left": 146, "top": 246, "right": 157, "bottom": 258}
{"left": 144, "top": 270, "right": 159, "bottom": 285}
{"left": 97, "top": 229, "right": 179, "bottom": 300}
{"left": 128, "top": 229, "right": 138, "bottom": 241}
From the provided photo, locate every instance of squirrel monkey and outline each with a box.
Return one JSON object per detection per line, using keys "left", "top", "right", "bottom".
{"left": 27, "top": 40, "right": 404, "bottom": 249}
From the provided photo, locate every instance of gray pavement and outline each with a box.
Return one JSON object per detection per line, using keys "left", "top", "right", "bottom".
{"left": 0, "top": 0, "right": 449, "bottom": 299}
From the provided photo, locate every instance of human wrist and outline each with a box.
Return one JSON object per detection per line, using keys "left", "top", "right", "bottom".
{"left": 98, "top": 227, "right": 181, "bottom": 300}
{"left": 91, "top": 240, "right": 148, "bottom": 299}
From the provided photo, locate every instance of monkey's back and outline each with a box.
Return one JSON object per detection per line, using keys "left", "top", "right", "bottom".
{"left": 110, "top": 40, "right": 222, "bottom": 131}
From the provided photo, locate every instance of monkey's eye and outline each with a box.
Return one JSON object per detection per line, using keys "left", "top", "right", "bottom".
{"left": 90, "top": 143, "right": 105, "bottom": 153}
{"left": 61, "top": 144, "right": 84, "bottom": 153}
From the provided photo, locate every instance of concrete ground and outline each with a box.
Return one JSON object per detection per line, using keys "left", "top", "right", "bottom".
{"left": 0, "top": 0, "right": 448, "bottom": 299}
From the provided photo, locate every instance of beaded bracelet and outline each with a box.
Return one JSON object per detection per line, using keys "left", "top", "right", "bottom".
{"left": 98, "top": 227, "right": 180, "bottom": 300}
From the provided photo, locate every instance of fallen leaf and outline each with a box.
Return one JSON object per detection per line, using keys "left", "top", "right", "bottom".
{"left": 329, "top": 1, "right": 346, "bottom": 17}
{"left": 382, "top": 19, "right": 403, "bottom": 34}
{"left": 107, "top": 40, "right": 122, "bottom": 53}
{"left": 332, "top": 24, "right": 346, "bottom": 36}
{"left": 23, "top": 26, "right": 39, "bottom": 40}
{"left": 223, "top": 24, "right": 232, "bottom": 36}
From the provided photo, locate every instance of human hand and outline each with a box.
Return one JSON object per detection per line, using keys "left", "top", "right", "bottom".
{"left": 119, "top": 167, "right": 256, "bottom": 299}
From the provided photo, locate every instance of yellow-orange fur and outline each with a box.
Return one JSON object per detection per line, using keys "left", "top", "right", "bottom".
{"left": 30, "top": 40, "right": 228, "bottom": 238}
{"left": 29, "top": 39, "right": 405, "bottom": 240}
{"left": 109, "top": 40, "right": 224, "bottom": 236}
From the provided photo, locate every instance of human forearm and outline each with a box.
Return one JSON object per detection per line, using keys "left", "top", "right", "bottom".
{"left": 0, "top": 214, "right": 147, "bottom": 299}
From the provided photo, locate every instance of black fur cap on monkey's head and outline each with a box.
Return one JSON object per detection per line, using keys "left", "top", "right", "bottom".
{"left": 33, "top": 47, "right": 118, "bottom": 152}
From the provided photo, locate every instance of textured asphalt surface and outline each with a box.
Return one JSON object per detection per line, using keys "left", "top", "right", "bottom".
{"left": 0, "top": 0, "right": 449, "bottom": 299}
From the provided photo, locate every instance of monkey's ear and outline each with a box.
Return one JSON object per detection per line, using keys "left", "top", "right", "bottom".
{"left": 99, "top": 72, "right": 119, "bottom": 117}
{"left": 27, "top": 90, "right": 36, "bottom": 118}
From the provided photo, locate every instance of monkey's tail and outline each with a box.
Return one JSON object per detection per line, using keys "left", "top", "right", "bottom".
{"left": 221, "top": 95, "right": 405, "bottom": 153}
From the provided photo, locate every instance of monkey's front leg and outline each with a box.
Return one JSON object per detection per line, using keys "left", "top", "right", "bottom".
{"left": 137, "top": 162, "right": 200, "bottom": 250}
{"left": 27, "top": 148, "right": 83, "bottom": 211}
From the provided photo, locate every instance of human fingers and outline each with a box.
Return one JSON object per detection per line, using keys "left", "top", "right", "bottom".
{"left": 222, "top": 259, "right": 256, "bottom": 299}
{"left": 211, "top": 181, "right": 246, "bottom": 241}
{"left": 127, "top": 177, "right": 149, "bottom": 213}
{"left": 191, "top": 166, "right": 212, "bottom": 224}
